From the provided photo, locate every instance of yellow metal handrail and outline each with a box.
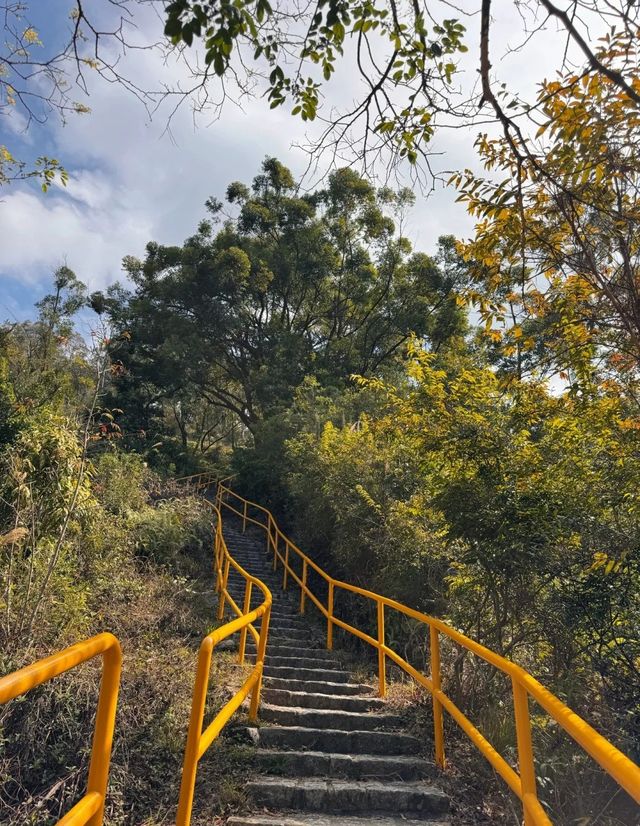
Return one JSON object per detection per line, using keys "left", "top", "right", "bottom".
{"left": 0, "top": 475, "right": 270, "bottom": 826}
{"left": 0, "top": 633, "right": 122, "bottom": 826}
{"left": 175, "top": 483, "right": 272, "bottom": 826}
{"left": 216, "top": 481, "right": 640, "bottom": 826}
{"left": 174, "top": 471, "right": 219, "bottom": 492}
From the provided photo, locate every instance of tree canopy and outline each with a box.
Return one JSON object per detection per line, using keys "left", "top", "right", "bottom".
{"left": 105, "top": 158, "right": 468, "bottom": 442}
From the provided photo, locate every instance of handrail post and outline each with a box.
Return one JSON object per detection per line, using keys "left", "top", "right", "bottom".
{"left": 273, "top": 534, "right": 278, "bottom": 571}
{"left": 86, "top": 642, "right": 122, "bottom": 826}
{"left": 249, "top": 605, "right": 271, "bottom": 721}
{"left": 377, "top": 600, "right": 386, "bottom": 698}
{"left": 215, "top": 520, "right": 225, "bottom": 593}
{"left": 300, "top": 559, "right": 308, "bottom": 614}
{"left": 512, "top": 678, "right": 538, "bottom": 826}
{"left": 238, "top": 581, "right": 252, "bottom": 665}
{"left": 327, "top": 581, "right": 334, "bottom": 650}
{"left": 283, "top": 543, "right": 289, "bottom": 590}
{"left": 242, "top": 500, "right": 248, "bottom": 533}
{"left": 430, "top": 625, "right": 445, "bottom": 768}
{"left": 217, "top": 558, "right": 230, "bottom": 620}
{"left": 176, "top": 639, "right": 214, "bottom": 826}
{"left": 214, "top": 523, "right": 221, "bottom": 592}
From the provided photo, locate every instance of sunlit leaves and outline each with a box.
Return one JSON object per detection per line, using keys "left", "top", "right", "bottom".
{"left": 452, "top": 37, "right": 640, "bottom": 387}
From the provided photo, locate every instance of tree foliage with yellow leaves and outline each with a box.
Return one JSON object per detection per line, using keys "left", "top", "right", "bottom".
{"left": 283, "top": 340, "right": 640, "bottom": 822}
{"left": 453, "top": 33, "right": 640, "bottom": 389}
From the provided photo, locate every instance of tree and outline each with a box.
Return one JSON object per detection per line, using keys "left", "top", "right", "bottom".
{"left": 0, "top": 268, "right": 92, "bottom": 411}
{"left": 453, "top": 39, "right": 640, "bottom": 388}
{"left": 0, "top": 1, "right": 227, "bottom": 190}
{"left": 283, "top": 340, "right": 640, "bottom": 798}
{"left": 107, "top": 159, "right": 468, "bottom": 449}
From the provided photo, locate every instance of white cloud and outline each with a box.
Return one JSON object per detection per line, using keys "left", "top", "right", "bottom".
{"left": 0, "top": 13, "right": 309, "bottom": 296}
{"left": 0, "top": 1, "right": 583, "bottom": 301}
{"left": 0, "top": 188, "right": 153, "bottom": 289}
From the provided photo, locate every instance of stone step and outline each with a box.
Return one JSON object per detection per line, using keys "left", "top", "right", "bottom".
{"left": 251, "top": 726, "right": 422, "bottom": 756}
{"left": 271, "top": 604, "right": 301, "bottom": 612}
{"left": 222, "top": 524, "right": 449, "bottom": 826}
{"left": 225, "top": 590, "right": 281, "bottom": 600}
{"left": 226, "top": 591, "right": 293, "bottom": 607}
{"left": 267, "top": 621, "right": 311, "bottom": 632}
{"left": 261, "top": 615, "right": 310, "bottom": 625}
{"left": 226, "top": 574, "right": 282, "bottom": 584}
{"left": 264, "top": 677, "right": 373, "bottom": 696}
{"left": 267, "top": 625, "right": 314, "bottom": 636}
{"left": 253, "top": 655, "right": 342, "bottom": 670}
{"left": 228, "top": 817, "right": 449, "bottom": 826}
{"left": 227, "top": 561, "right": 276, "bottom": 568}
{"left": 263, "top": 688, "right": 386, "bottom": 712}
{"left": 255, "top": 749, "right": 433, "bottom": 781}
{"left": 260, "top": 704, "right": 403, "bottom": 732}
{"left": 228, "top": 573, "right": 275, "bottom": 582}
{"left": 246, "top": 777, "right": 449, "bottom": 818}
{"left": 263, "top": 628, "right": 311, "bottom": 641}
{"left": 263, "top": 666, "right": 350, "bottom": 683}
{"left": 250, "top": 644, "right": 334, "bottom": 659}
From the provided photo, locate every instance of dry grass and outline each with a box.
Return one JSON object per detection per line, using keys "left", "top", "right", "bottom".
{"left": 0, "top": 510, "right": 259, "bottom": 826}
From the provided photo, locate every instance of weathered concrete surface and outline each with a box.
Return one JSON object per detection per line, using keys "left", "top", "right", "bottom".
{"left": 244, "top": 776, "right": 449, "bottom": 816}
{"left": 254, "top": 748, "right": 434, "bottom": 780}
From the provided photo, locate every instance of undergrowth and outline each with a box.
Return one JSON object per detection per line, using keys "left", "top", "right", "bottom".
{"left": 0, "top": 455, "right": 255, "bottom": 825}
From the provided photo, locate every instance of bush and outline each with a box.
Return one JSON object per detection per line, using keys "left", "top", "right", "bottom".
{"left": 130, "top": 497, "right": 211, "bottom": 568}
{"left": 91, "top": 450, "right": 150, "bottom": 515}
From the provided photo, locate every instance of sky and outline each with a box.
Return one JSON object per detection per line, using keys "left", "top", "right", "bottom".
{"left": 0, "top": 1, "right": 573, "bottom": 325}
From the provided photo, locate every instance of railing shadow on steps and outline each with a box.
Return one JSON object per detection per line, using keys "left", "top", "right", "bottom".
{"left": 210, "top": 477, "right": 640, "bottom": 826}
{"left": 0, "top": 472, "right": 272, "bottom": 826}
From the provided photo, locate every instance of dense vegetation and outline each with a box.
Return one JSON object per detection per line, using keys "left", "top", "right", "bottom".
{"left": 0, "top": 274, "right": 247, "bottom": 823}
{"left": 2, "top": 149, "right": 640, "bottom": 822}
{"left": 3, "top": 3, "right": 640, "bottom": 820}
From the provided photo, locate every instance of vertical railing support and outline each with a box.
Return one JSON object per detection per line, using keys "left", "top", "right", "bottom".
{"left": 86, "top": 643, "right": 122, "bottom": 826}
{"left": 273, "top": 532, "right": 278, "bottom": 571}
{"left": 512, "top": 678, "right": 537, "bottom": 826}
{"left": 283, "top": 543, "right": 289, "bottom": 590}
{"left": 176, "top": 638, "right": 213, "bottom": 826}
{"left": 238, "top": 581, "right": 252, "bottom": 664}
{"left": 217, "top": 558, "right": 230, "bottom": 620}
{"left": 300, "top": 559, "right": 308, "bottom": 614}
{"left": 242, "top": 500, "right": 247, "bottom": 533}
{"left": 249, "top": 605, "right": 271, "bottom": 721}
{"left": 377, "top": 600, "right": 386, "bottom": 698}
{"left": 214, "top": 526, "right": 221, "bottom": 593}
{"left": 327, "top": 581, "right": 334, "bottom": 650}
{"left": 430, "top": 625, "right": 445, "bottom": 768}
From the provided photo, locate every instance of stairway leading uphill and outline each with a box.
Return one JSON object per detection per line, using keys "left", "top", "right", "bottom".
{"left": 220, "top": 519, "right": 451, "bottom": 826}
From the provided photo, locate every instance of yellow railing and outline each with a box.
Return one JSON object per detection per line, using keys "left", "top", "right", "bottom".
{"left": 0, "top": 474, "right": 271, "bottom": 826}
{"left": 174, "top": 471, "right": 220, "bottom": 493}
{"left": 175, "top": 493, "right": 272, "bottom": 826}
{"left": 216, "top": 481, "right": 640, "bottom": 826}
{"left": 0, "top": 633, "right": 122, "bottom": 826}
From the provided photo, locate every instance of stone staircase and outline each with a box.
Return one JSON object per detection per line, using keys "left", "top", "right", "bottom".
{"left": 221, "top": 520, "right": 450, "bottom": 826}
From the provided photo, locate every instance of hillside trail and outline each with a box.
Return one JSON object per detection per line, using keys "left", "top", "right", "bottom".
{"left": 220, "top": 517, "right": 451, "bottom": 826}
